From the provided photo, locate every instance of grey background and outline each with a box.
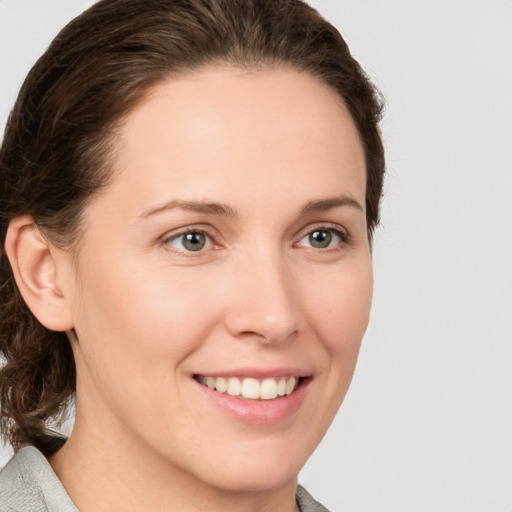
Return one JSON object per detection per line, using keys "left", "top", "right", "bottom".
{"left": 1, "top": 1, "right": 511, "bottom": 510}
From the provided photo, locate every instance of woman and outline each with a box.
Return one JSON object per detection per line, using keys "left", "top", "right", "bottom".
{"left": 0, "top": 0, "right": 384, "bottom": 510}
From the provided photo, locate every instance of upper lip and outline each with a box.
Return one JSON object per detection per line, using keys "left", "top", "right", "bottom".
{"left": 192, "top": 367, "right": 313, "bottom": 379}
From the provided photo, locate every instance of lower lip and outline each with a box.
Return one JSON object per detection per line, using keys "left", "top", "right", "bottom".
{"left": 194, "top": 378, "right": 311, "bottom": 424}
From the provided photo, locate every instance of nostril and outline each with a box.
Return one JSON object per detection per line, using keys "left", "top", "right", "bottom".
{"left": 222, "top": 268, "right": 300, "bottom": 343}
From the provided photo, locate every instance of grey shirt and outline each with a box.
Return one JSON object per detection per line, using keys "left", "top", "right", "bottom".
{"left": 0, "top": 446, "right": 329, "bottom": 511}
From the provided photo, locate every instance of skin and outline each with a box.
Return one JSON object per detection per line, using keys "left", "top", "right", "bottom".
{"left": 18, "top": 67, "right": 372, "bottom": 511}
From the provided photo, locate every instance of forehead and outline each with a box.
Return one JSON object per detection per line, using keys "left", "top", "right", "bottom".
{"left": 105, "top": 66, "right": 366, "bottom": 215}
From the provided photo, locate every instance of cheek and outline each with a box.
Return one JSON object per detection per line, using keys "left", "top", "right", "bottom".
{"left": 300, "top": 260, "right": 373, "bottom": 355}
{"left": 69, "top": 263, "right": 226, "bottom": 432}
{"left": 288, "top": 260, "right": 373, "bottom": 454}
{"left": 72, "top": 262, "right": 224, "bottom": 367}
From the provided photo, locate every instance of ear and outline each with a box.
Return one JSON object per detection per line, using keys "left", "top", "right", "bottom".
{"left": 4, "top": 215, "right": 74, "bottom": 331}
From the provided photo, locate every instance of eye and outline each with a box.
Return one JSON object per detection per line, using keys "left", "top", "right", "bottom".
{"left": 298, "top": 228, "right": 346, "bottom": 249}
{"left": 164, "top": 230, "right": 212, "bottom": 252}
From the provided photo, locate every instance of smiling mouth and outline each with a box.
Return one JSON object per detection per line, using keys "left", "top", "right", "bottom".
{"left": 194, "top": 375, "right": 303, "bottom": 400}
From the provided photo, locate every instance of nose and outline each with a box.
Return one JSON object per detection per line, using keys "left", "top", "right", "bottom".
{"left": 223, "top": 251, "right": 300, "bottom": 345}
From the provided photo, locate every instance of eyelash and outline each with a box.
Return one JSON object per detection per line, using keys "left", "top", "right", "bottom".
{"left": 295, "top": 225, "right": 351, "bottom": 252}
{"left": 161, "top": 224, "right": 351, "bottom": 255}
{"left": 161, "top": 227, "right": 217, "bottom": 255}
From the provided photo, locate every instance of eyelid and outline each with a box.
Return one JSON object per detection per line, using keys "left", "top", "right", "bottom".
{"left": 158, "top": 222, "right": 351, "bottom": 254}
{"left": 160, "top": 225, "right": 220, "bottom": 254}
{"left": 293, "top": 222, "right": 351, "bottom": 248}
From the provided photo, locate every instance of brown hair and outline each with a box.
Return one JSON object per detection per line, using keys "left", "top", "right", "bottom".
{"left": 0, "top": 0, "right": 384, "bottom": 454}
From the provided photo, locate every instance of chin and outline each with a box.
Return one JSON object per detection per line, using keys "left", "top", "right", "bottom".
{"left": 186, "top": 437, "right": 312, "bottom": 493}
{"left": 205, "top": 461, "right": 300, "bottom": 493}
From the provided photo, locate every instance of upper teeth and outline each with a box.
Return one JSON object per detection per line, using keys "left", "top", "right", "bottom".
{"left": 197, "top": 376, "right": 298, "bottom": 400}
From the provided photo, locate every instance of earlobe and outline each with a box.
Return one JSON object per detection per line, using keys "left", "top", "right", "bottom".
{"left": 4, "top": 215, "right": 74, "bottom": 331}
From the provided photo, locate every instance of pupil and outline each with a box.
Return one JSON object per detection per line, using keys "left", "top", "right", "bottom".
{"left": 310, "top": 230, "right": 331, "bottom": 248}
{"left": 183, "top": 232, "right": 205, "bottom": 251}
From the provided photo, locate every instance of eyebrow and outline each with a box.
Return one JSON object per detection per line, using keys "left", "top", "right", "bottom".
{"left": 140, "top": 195, "right": 363, "bottom": 219}
{"left": 140, "top": 200, "right": 237, "bottom": 218}
{"left": 301, "top": 196, "right": 364, "bottom": 215}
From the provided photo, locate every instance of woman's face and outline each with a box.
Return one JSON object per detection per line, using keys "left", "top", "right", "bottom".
{"left": 61, "top": 67, "right": 372, "bottom": 492}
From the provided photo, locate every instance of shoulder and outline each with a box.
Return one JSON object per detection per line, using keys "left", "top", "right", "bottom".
{"left": 0, "top": 446, "right": 47, "bottom": 512}
{"left": 296, "top": 484, "right": 331, "bottom": 512}
{"left": 0, "top": 446, "right": 77, "bottom": 512}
